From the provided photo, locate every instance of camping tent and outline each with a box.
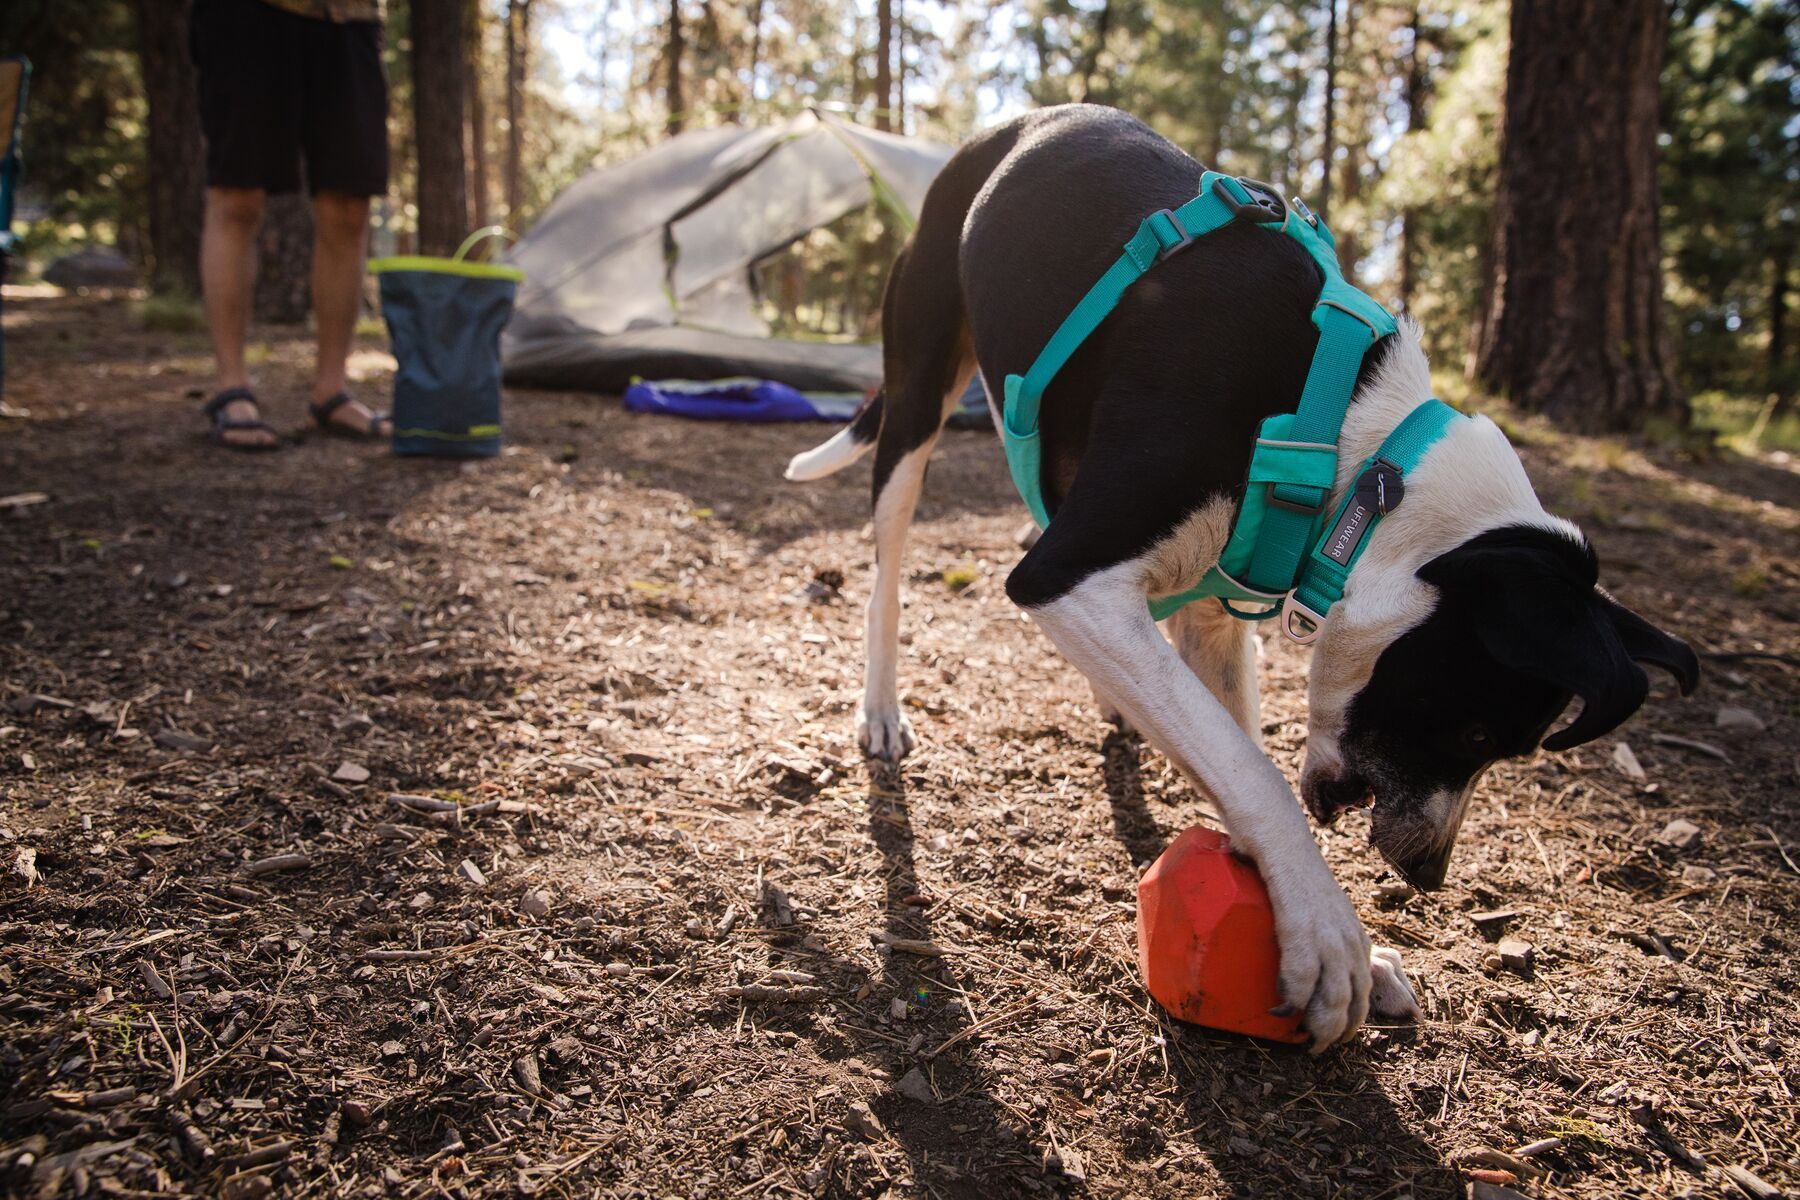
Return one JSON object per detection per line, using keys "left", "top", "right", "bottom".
{"left": 502, "top": 111, "right": 953, "bottom": 394}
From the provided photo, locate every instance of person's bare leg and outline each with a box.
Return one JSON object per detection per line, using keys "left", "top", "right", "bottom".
{"left": 310, "top": 189, "right": 381, "bottom": 432}
{"left": 200, "top": 186, "right": 276, "bottom": 448}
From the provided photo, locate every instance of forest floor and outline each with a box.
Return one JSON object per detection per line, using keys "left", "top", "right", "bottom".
{"left": 1, "top": 289, "right": 1797, "bottom": 1200}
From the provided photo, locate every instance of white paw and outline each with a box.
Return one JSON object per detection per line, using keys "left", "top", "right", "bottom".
{"left": 857, "top": 705, "right": 917, "bottom": 762}
{"left": 1369, "top": 945, "right": 1421, "bottom": 1020}
{"left": 1268, "top": 872, "right": 1374, "bottom": 1052}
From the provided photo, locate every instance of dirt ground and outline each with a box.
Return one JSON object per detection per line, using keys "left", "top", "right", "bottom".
{"left": 0, "top": 289, "right": 1796, "bottom": 1200}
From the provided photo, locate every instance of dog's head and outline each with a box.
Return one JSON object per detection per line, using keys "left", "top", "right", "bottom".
{"left": 1302, "top": 522, "right": 1698, "bottom": 891}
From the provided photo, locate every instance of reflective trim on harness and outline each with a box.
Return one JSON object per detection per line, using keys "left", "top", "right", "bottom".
{"left": 1000, "top": 169, "right": 1465, "bottom": 638}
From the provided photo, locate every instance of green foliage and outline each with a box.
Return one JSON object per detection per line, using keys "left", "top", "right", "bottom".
{"left": 1, "top": 2, "right": 147, "bottom": 270}
{"left": 1661, "top": 0, "right": 1799, "bottom": 406}
{"left": 135, "top": 293, "right": 206, "bottom": 333}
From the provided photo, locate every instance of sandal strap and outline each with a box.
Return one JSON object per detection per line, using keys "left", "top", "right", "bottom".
{"left": 310, "top": 392, "right": 354, "bottom": 423}
{"left": 203, "top": 387, "right": 258, "bottom": 420}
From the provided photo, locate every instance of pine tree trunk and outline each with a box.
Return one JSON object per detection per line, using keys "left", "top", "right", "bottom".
{"left": 254, "top": 194, "right": 313, "bottom": 325}
{"left": 665, "top": 0, "right": 684, "bottom": 137}
{"left": 504, "top": 0, "right": 530, "bottom": 221}
{"left": 874, "top": 0, "right": 893, "bottom": 131}
{"left": 466, "top": 0, "right": 489, "bottom": 230}
{"left": 1079, "top": 0, "right": 1111, "bottom": 104}
{"left": 1319, "top": 0, "right": 1336, "bottom": 221}
{"left": 1333, "top": 1, "right": 1359, "bottom": 276}
{"left": 1474, "top": 0, "right": 1682, "bottom": 433}
{"left": 412, "top": 0, "right": 467, "bottom": 257}
{"left": 1397, "top": 4, "right": 1423, "bottom": 313}
{"left": 1771, "top": 243, "right": 1791, "bottom": 413}
{"left": 134, "top": 0, "right": 205, "bottom": 297}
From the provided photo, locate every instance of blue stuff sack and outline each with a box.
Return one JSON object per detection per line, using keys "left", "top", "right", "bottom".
{"left": 369, "top": 228, "right": 523, "bottom": 458}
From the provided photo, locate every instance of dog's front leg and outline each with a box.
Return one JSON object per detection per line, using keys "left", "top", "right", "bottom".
{"left": 1026, "top": 562, "right": 1377, "bottom": 1049}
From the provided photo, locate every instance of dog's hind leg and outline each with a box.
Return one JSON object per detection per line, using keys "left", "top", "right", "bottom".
{"left": 860, "top": 247, "right": 975, "bottom": 760}
{"left": 1164, "top": 601, "right": 1262, "bottom": 745}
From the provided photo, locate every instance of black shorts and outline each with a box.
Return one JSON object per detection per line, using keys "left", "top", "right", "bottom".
{"left": 190, "top": 0, "right": 389, "bottom": 196}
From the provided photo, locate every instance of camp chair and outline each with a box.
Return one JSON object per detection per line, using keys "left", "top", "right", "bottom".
{"left": 0, "top": 56, "right": 31, "bottom": 402}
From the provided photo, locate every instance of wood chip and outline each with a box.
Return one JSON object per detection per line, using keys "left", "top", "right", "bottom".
{"left": 458, "top": 858, "right": 487, "bottom": 886}
{"left": 139, "top": 959, "right": 172, "bottom": 1000}
{"left": 1611, "top": 741, "right": 1647, "bottom": 781}
{"left": 242, "top": 853, "right": 311, "bottom": 877}
{"left": 871, "top": 929, "right": 949, "bottom": 956}
{"left": 1721, "top": 1163, "right": 1782, "bottom": 1200}
{"left": 331, "top": 762, "right": 370, "bottom": 784}
{"left": 725, "top": 984, "right": 827, "bottom": 1002}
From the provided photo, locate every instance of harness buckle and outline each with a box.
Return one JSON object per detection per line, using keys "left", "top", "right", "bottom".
{"left": 1211, "top": 176, "right": 1286, "bottom": 224}
{"left": 1149, "top": 208, "right": 1193, "bottom": 260}
{"left": 1263, "top": 482, "right": 1329, "bottom": 516}
{"left": 1281, "top": 593, "right": 1327, "bottom": 645}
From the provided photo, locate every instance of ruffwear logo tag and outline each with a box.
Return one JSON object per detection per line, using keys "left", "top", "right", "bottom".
{"left": 1323, "top": 500, "right": 1373, "bottom": 565}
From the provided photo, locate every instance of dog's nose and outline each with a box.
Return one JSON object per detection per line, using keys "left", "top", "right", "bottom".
{"left": 1388, "top": 846, "right": 1452, "bottom": 892}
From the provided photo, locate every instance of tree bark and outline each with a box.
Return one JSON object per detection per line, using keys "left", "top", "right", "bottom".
{"left": 1078, "top": 0, "right": 1111, "bottom": 104}
{"left": 466, "top": 0, "right": 489, "bottom": 230}
{"left": 254, "top": 194, "right": 313, "bottom": 325}
{"left": 1332, "top": 0, "right": 1359, "bottom": 276}
{"left": 504, "top": 0, "right": 530, "bottom": 221}
{"left": 133, "top": 0, "right": 205, "bottom": 297}
{"left": 1771, "top": 242, "right": 1791, "bottom": 413}
{"left": 1396, "top": 3, "right": 1423, "bottom": 313}
{"left": 874, "top": 0, "right": 893, "bottom": 131}
{"left": 1319, "top": 0, "right": 1336, "bottom": 221}
{"left": 664, "top": 0, "right": 684, "bottom": 137}
{"left": 412, "top": 0, "right": 467, "bottom": 257}
{"left": 1474, "top": 0, "right": 1683, "bottom": 433}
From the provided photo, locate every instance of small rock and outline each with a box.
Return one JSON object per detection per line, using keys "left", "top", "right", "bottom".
{"left": 1049, "top": 1146, "right": 1086, "bottom": 1182}
{"left": 1374, "top": 882, "right": 1414, "bottom": 904}
{"left": 1680, "top": 864, "right": 1717, "bottom": 884}
{"left": 888, "top": 997, "right": 909, "bottom": 1021}
{"left": 844, "top": 1101, "right": 886, "bottom": 1140}
{"left": 9, "top": 846, "right": 37, "bottom": 886}
{"left": 1656, "top": 818, "right": 1703, "bottom": 853}
{"left": 341, "top": 1099, "right": 373, "bottom": 1126}
{"left": 1470, "top": 909, "right": 1520, "bottom": 931}
{"left": 895, "top": 1068, "right": 935, "bottom": 1104}
{"left": 604, "top": 962, "right": 632, "bottom": 977}
{"left": 379, "top": 1040, "right": 405, "bottom": 1059}
{"left": 1714, "top": 706, "right": 1767, "bottom": 734}
{"left": 1497, "top": 940, "right": 1535, "bottom": 974}
{"left": 519, "top": 890, "right": 552, "bottom": 918}
{"left": 1611, "top": 741, "right": 1646, "bottom": 781}
{"left": 457, "top": 859, "right": 486, "bottom": 886}
{"left": 1481, "top": 954, "right": 1506, "bottom": 974}
{"left": 331, "top": 762, "right": 370, "bottom": 784}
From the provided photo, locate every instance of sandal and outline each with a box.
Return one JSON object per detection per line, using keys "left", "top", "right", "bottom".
{"left": 203, "top": 387, "right": 282, "bottom": 451}
{"left": 309, "top": 391, "right": 392, "bottom": 439}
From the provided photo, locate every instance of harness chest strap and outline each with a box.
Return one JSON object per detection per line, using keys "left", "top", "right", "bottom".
{"left": 1000, "top": 169, "right": 1464, "bottom": 637}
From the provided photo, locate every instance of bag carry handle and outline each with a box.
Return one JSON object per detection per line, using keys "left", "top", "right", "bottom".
{"left": 454, "top": 226, "right": 518, "bottom": 263}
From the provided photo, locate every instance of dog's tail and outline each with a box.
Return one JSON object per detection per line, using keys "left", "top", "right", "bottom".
{"left": 784, "top": 388, "right": 884, "bottom": 482}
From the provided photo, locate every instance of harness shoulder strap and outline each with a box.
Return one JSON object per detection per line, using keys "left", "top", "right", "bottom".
{"left": 1002, "top": 175, "right": 1274, "bottom": 527}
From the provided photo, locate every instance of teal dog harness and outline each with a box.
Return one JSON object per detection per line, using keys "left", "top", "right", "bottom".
{"left": 1002, "top": 171, "right": 1465, "bottom": 643}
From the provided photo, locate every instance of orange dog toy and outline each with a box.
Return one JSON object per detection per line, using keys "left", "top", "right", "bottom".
{"left": 1137, "top": 826, "right": 1308, "bottom": 1044}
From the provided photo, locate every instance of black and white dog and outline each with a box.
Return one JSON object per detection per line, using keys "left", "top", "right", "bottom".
{"left": 786, "top": 106, "right": 1699, "bottom": 1049}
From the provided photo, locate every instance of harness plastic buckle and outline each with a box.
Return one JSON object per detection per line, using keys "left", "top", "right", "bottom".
{"left": 1281, "top": 593, "right": 1327, "bottom": 645}
{"left": 1210, "top": 176, "right": 1286, "bottom": 224}
{"left": 1264, "top": 482, "right": 1329, "bottom": 516}
{"left": 1149, "top": 208, "right": 1193, "bottom": 260}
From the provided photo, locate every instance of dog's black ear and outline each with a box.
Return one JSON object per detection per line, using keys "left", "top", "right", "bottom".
{"left": 1420, "top": 525, "right": 1684, "bottom": 751}
{"left": 1597, "top": 590, "right": 1701, "bottom": 697}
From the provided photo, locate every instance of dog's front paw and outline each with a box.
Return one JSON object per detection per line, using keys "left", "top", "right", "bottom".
{"left": 857, "top": 705, "right": 917, "bottom": 762}
{"left": 1369, "top": 945, "right": 1421, "bottom": 1019}
{"left": 1268, "top": 874, "right": 1374, "bottom": 1052}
